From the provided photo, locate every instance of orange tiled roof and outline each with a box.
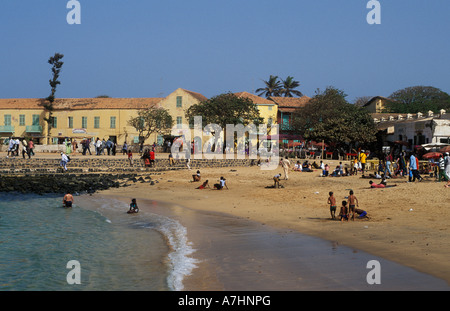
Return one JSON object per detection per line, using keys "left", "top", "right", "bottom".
{"left": 180, "top": 89, "right": 208, "bottom": 102}
{"left": 234, "top": 92, "right": 275, "bottom": 105}
{"left": 0, "top": 98, "right": 163, "bottom": 110}
{"left": 269, "top": 96, "right": 311, "bottom": 108}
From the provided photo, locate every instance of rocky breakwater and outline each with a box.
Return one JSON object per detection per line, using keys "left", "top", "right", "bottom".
{"left": 0, "top": 173, "right": 159, "bottom": 195}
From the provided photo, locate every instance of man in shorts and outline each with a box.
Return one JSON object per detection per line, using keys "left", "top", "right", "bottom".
{"left": 347, "top": 190, "right": 359, "bottom": 221}
{"left": 63, "top": 193, "right": 74, "bottom": 208}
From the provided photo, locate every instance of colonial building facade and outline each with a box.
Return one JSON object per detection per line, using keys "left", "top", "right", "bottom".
{"left": 0, "top": 88, "right": 281, "bottom": 149}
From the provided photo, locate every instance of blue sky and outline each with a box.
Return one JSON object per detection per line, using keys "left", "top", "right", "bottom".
{"left": 0, "top": 0, "right": 449, "bottom": 102}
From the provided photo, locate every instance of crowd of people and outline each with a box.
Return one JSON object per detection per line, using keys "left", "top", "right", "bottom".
{"left": 6, "top": 137, "right": 35, "bottom": 159}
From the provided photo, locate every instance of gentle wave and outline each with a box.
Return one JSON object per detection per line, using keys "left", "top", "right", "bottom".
{"left": 84, "top": 196, "right": 199, "bottom": 291}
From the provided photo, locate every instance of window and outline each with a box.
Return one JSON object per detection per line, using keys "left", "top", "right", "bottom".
{"left": 268, "top": 118, "right": 273, "bottom": 126}
{"left": 176, "top": 96, "right": 182, "bottom": 108}
{"left": 110, "top": 116, "right": 116, "bottom": 129}
{"left": 19, "top": 115, "right": 25, "bottom": 126}
{"left": 32, "top": 114, "right": 39, "bottom": 126}
{"left": 52, "top": 117, "right": 57, "bottom": 128}
{"left": 177, "top": 116, "right": 182, "bottom": 129}
{"left": 82, "top": 116, "right": 87, "bottom": 129}
{"left": 94, "top": 117, "right": 100, "bottom": 129}
{"left": 68, "top": 117, "right": 73, "bottom": 128}
{"left": 268, "top": 106, "right": 273, "bottom": 111}
{"left": 4, "top": 114, "right": 11, "bottom": 126}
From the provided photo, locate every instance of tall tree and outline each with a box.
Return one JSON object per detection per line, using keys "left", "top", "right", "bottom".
{"left": 256, "top": 75, "right": 282, "bottom": 98}
{"left": 280, "top": 76, "right": 303, "bottom": 97}
{"left": 386, "top": 86, "right": 450, "bottom": 113}
{"left": 43, "top": 53, "right": 64, "bottom": 144}
{"left": 291, "top": 87, "right": 377, "bottom": 149}
{"left": 128, "top": 106, "right": 173, "bottom": 152}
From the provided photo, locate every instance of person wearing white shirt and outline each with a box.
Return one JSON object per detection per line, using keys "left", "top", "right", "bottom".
{"left": 60, "top": 152, "right": 69, "bottom": 171}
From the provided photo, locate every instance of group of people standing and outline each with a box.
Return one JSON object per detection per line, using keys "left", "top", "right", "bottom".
{"left": 6, "top": 137, "right": 35, "bottom": 159}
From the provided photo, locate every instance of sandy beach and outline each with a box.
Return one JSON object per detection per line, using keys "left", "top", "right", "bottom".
{"left": 93, "top": 159, "right": 450, "bottom": 289}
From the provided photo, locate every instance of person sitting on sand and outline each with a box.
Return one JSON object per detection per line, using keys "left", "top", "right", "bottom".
{"left": 196, "top": 180, "right": 210, "bottom": 189}
{"left": 127, "top": 198, "right": 139, "bottom": 214}
{"left": 339, "top": 201, "right": 348, "bottom": 221}
{"left": 192, "top": 170, "right": 201, "bottom": 182}
{"left": 214, "top": 177, "right": 228, "bottom": 190}
{"left": 302, "top": 161, "right": 313, "bottom": 172}
{"left": 294, "top": 161, "right": 302, "bottom": 172}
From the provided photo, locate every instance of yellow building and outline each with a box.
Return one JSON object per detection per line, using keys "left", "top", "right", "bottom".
{"left": 0, "top": 89, "right": 206, "bottom": 147}
{"left": 0, "top": 88, "right": 277, "bottom": 149}
{"left": 234, "top": 92, "right": 278, "bottom": 126}
{"left": 363, "top": 96, "right": 395, "bottom": 113}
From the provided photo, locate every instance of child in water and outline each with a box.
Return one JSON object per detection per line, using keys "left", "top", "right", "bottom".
{"left": 127, "top": 198, "right": 139, "bottom": 214}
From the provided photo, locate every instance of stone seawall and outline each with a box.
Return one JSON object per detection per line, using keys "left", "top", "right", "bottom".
{"left": 0, "top": 157, "right": 253, "bottom": 194}
{"left": 0, "top": 157, "right": 252, "bottom": 174}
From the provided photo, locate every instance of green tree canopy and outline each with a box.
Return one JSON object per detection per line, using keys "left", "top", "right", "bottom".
{"left": 185, "top": 92, "right": 264, "bottom": 128}
{"left": 385, "top": 86, "right": 450, "bottom": 113}
{"left": 291, "top": 87, "right": 377, "bottom": 148}
{"left": 128, "top": 106, "right": 173, "bottom": 151}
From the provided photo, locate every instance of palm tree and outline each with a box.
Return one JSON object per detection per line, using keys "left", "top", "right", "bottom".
{"left": 280, "top": 76, "right": 303, "bottom": 97}
{"left": 256, "top": 75, "right": 282, "bottom": 98}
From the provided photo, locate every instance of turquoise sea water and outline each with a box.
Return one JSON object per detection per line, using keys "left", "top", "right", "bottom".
{"left": 0, "top": 193, "right": 197, "bottom": 291}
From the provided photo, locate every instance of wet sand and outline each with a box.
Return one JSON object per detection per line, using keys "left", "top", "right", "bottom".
{"left": 96, "top": 161, "right": 450, "bottom": 291}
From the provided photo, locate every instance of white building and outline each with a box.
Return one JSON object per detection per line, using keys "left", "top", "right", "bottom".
{"left": 374, "top": 110, "right": 450, "bottom": 148}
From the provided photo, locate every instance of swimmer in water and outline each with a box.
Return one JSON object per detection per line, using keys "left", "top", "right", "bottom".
{"left": 127, "top": 198, "right": 139, "bottom": 214}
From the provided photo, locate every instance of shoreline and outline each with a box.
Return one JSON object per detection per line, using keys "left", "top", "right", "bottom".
{"left": 96, "top": 163, "right": 450, "bottom": 289}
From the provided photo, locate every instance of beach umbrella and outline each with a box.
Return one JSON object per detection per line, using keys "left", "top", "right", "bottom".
{"left": 312, "top": 141, "right": 328, "bottom": 148}
{"left": 287, "top": 141, "right": 303, "bottom": 147}
{"left": 422, "top": 152, "right": 442, "bottom": 159}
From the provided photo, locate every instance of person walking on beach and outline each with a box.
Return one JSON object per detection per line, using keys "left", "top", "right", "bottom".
{"left": 409, "top": 152, "right": 423, "bottom": 182}
{"left": 60, "top": 152, "right": 69, "bottom": 172}
{"left": 122, "top": 141, "right": 128, "bottom": 155}
{"left": 327, "top": 191, "right": 337, "bottom": 220}
{"left": 27, "top": 139, "right": 35, "bottom": 158}
{"left": 359, "top": 151, "right": 367, "bottom": 176}
{"left": 347, "top": 190, "right": 359, "bottom": 221}
{"left": 444, "top": 153, "right": 450, "bottom": 188}
{"left": 128, "top": 150, "right": 133, "bottom": 166}
{"left": 438, "top": 154, "right": 448, "bottom": 182}
{"left": 281, "top": 157, "right": 291, "bottom": 180}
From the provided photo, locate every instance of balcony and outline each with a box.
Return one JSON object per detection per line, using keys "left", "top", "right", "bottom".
{"left": 0, "top": 125, "right": 15, "bottom": 133}
{"left": 26, "top": 125, "right": 43, "bottom": 133}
